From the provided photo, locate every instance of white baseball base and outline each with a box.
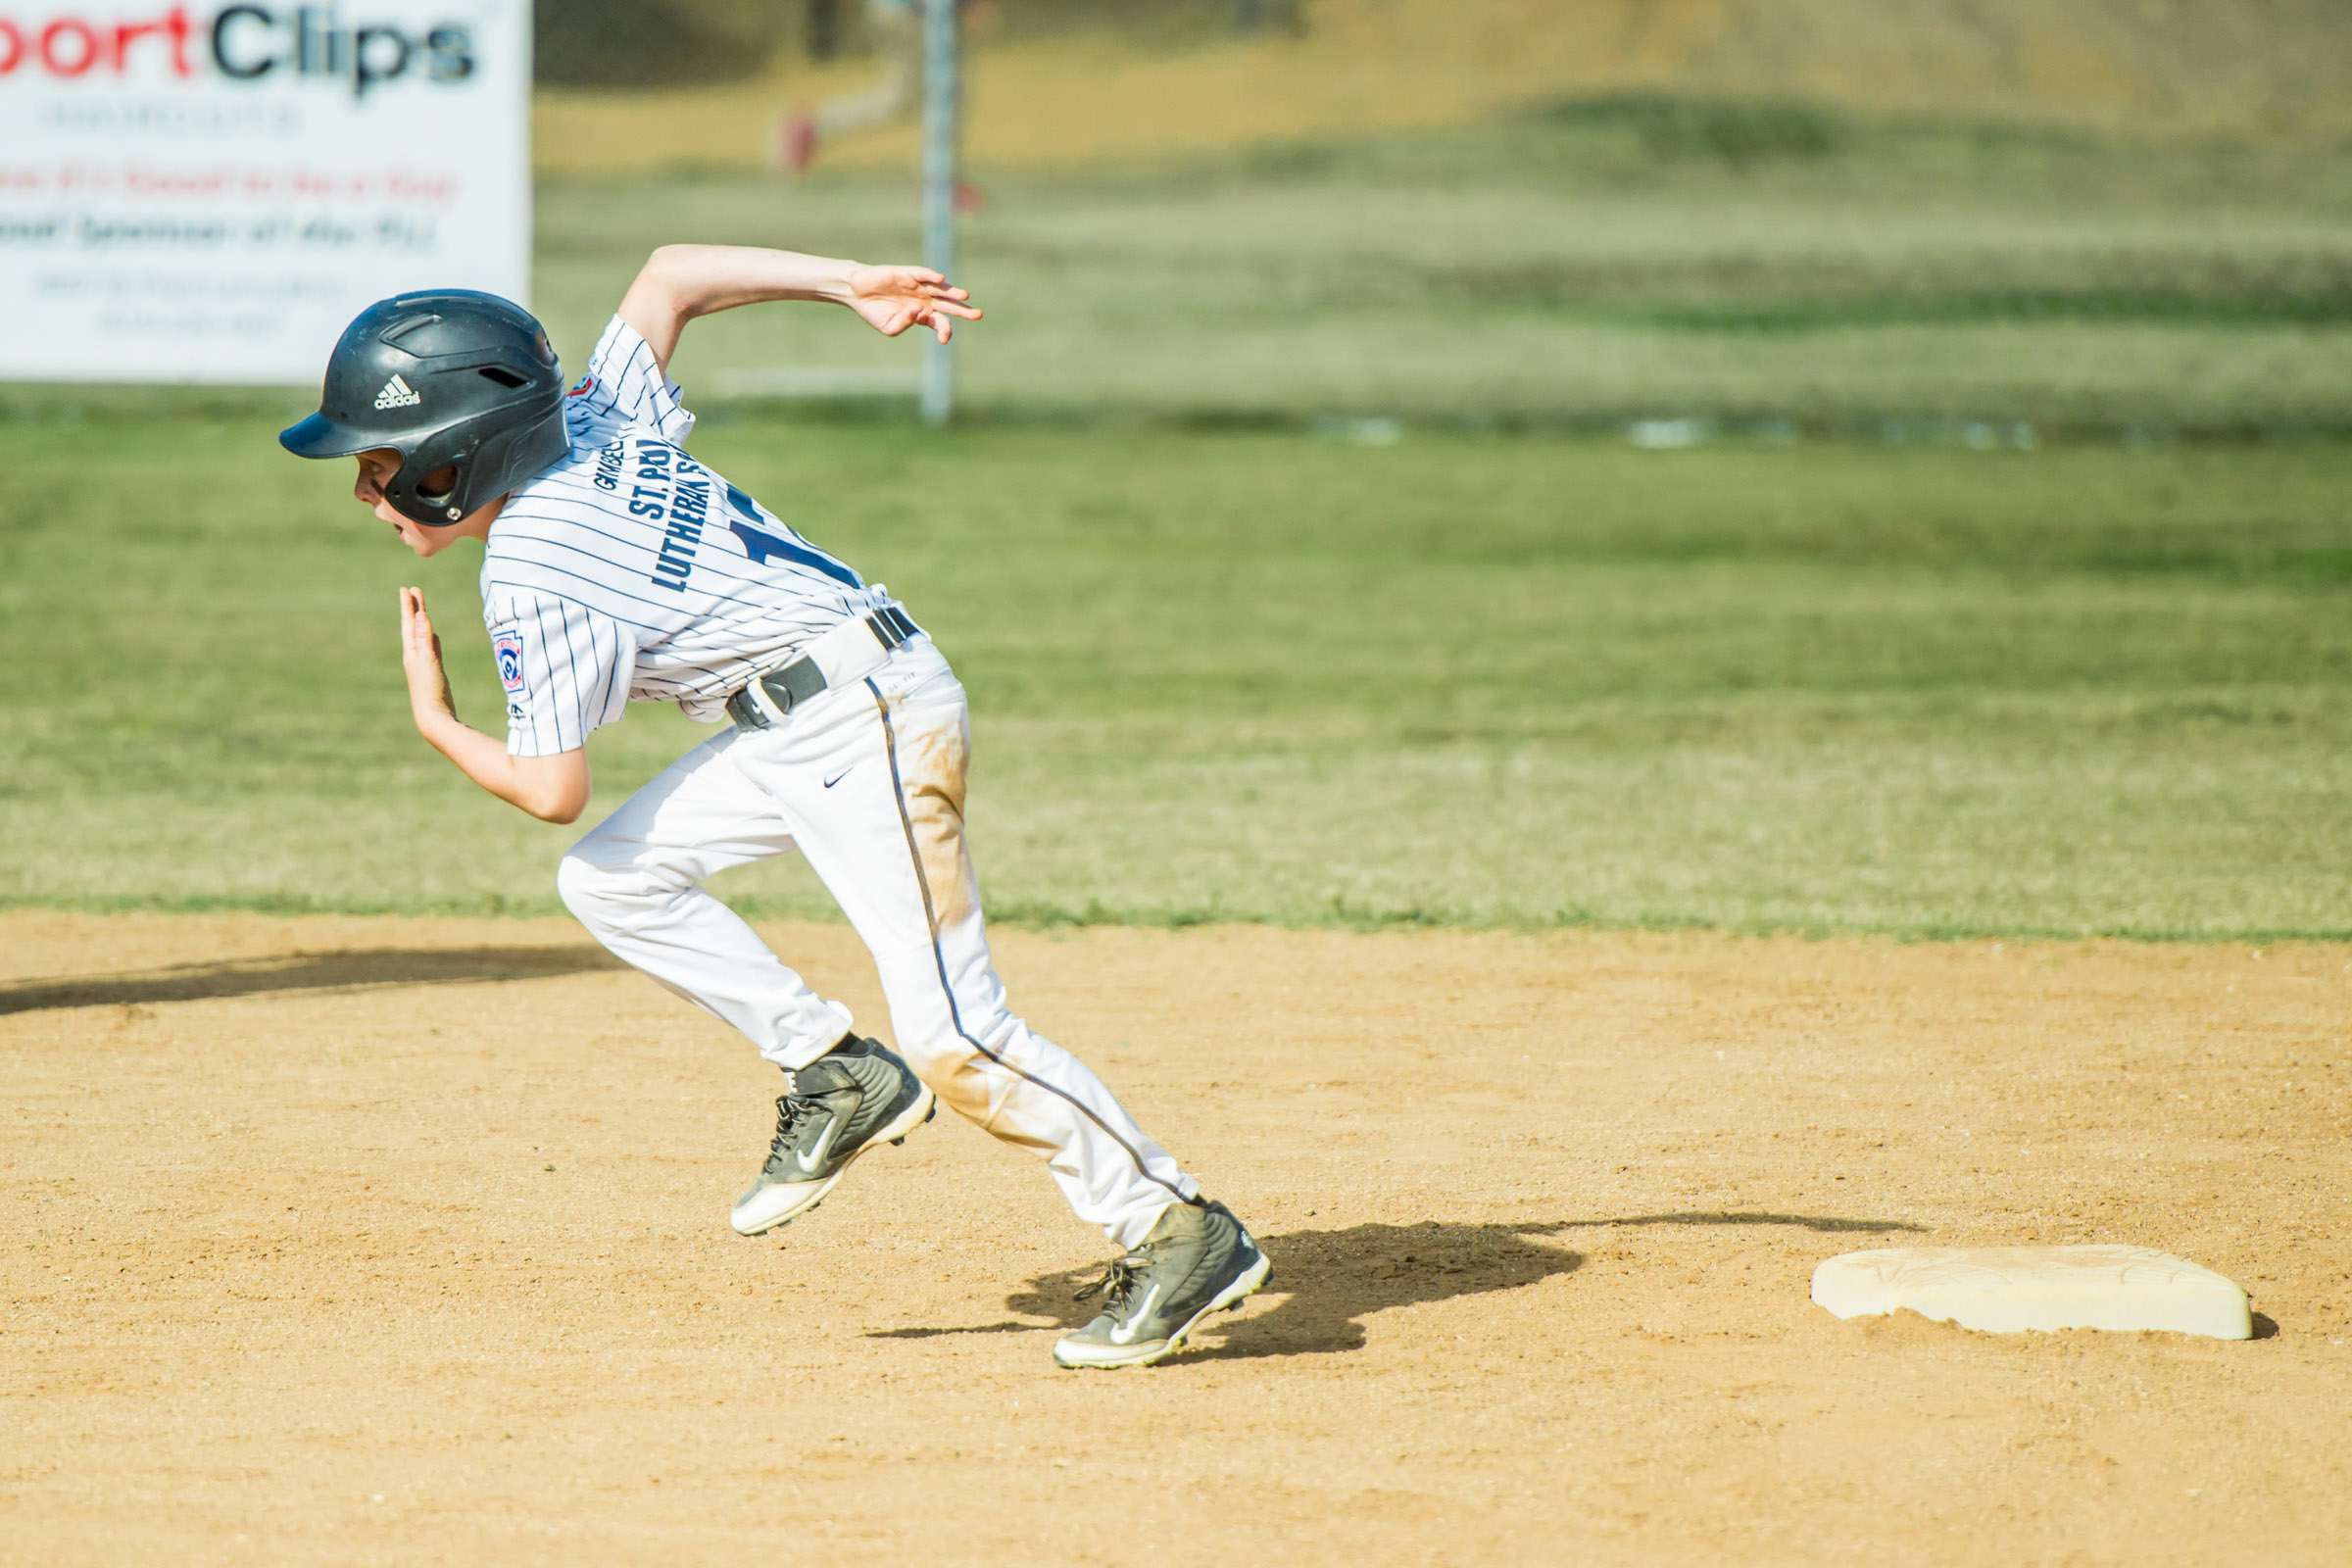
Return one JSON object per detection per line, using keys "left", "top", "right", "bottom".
{"left": 1811, "top": 1245, "right": 2253, "bottom": 1340}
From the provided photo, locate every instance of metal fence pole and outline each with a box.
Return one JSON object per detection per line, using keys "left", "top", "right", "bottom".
{"left": 919, "top": 0, "right": 960, "bottom": 427}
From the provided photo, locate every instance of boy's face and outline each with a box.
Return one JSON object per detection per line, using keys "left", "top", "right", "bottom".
{"left": 353, "top": 449, "right": 464, "bottom": 557}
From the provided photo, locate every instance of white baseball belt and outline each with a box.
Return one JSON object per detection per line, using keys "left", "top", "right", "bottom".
{"left": 724, "top": 605, "right": 923, "bottom": 730}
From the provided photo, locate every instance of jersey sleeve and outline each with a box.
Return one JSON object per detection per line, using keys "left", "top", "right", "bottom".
{"left": 481, "top": 590, "right": 636, "bottom": 758}
{"left": 572, "top": 316, "right": 697, "bottom": 445}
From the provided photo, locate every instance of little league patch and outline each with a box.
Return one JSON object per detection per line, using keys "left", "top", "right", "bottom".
{"left": 492, "top": 629, "right": 527, "bottom": 695}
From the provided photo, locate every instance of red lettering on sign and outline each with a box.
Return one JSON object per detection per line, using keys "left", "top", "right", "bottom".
{"left": 0, "top": 8, "right": 196, "bottom": 76}
{"left": 38, "top": 18, "right": 100, "bottom": 74}
{"left": 116, "top": 10, "right": 198, "bottom": 76}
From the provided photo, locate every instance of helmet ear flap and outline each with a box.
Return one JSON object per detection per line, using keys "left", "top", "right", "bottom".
{"left": 416, "top": 466, "right": 457, "bottom": 507}
{"left": 384, "top": 424, "right": 479, "bottom": 527}
{"left": 380, "top": 401, "right": 567, "bottom": 526}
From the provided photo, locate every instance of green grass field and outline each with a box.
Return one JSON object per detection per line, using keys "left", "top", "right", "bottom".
{"left": 533, "top": 99, "right": 2352, "bottom": 433}
{"left": 4, "top": 420, "right": 2345, "bottom": 937}
{"left": 4, "top": 100, "right": 2348, "bottom": 939}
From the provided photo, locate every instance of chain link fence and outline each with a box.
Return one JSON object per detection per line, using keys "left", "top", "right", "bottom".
{"left": 536, "top": 1, "right": 1300, "bottom": 89}
{"left": 532, "top": 0, "right": 2352, "bottom": 177}
{"left": 531, "top": 0, "right": 1313, "bottom": 176}
{"left": 524, "top": 0, "right": 2352, "bottom": 433}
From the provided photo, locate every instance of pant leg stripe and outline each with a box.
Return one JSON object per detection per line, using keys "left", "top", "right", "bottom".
{"left": 864, "top": 679, "right": 1187, "bottom": 1202}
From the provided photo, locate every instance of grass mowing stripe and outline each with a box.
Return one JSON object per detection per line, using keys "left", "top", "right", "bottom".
{"left": 4, "top": 422, "right": 2346, "bottom": 940}
{"left": 1619, "top": 291, "right": 2352, "bottom": 331}
{"left": 5, "top": 891, "right": 2346, "bottom": 947}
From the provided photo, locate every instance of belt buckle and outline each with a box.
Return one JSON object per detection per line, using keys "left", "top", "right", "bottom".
{"left": 728, "top": 672, "right": 797, "bottom": 730}
{"left": 726, "top": 685, "right": 768, "bottom": 731}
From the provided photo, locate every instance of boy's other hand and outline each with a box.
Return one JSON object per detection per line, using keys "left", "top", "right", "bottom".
{"left": 845, "top": 266, "right": 981, "bottom": 345}
{"left": 400, "top": 586, "right": 458, "bottom": 726}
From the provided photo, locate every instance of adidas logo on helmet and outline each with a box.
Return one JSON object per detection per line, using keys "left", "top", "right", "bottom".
{"left": 373, "top": 374, "right": 422, "bottom": 411}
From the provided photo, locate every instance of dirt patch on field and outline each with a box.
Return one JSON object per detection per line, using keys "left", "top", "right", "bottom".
{"left": 3, "top": 911, "right": 2347, "bottom": 1565}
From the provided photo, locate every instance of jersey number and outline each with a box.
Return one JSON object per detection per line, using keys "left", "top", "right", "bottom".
{"left": 724, "top": 484, "right": 862, "bottom": 590}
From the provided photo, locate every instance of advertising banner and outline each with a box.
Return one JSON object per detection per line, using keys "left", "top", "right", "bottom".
{"left": 0, "top": 2, "right": 530, "bottom": 383}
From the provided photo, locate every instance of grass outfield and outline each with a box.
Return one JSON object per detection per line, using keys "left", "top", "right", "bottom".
{"left": 3, "top": 420, "right": 2346, "bottom": 938}
{"left": 526, "top": 101, "right": 2352, "bottom": 433}
{"left": 6, "top": 106, "right": 2348, "bottom": 937}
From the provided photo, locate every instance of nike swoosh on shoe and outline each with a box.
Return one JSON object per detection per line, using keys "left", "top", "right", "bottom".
{"left": 1107, "top": 1284, "right": 1161, "bottom": 1345}
{"left": 795, "top": 1111, "right": 846, "bottom": 1176}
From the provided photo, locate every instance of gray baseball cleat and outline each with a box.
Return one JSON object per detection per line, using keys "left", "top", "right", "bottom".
{"left": 730, "top": 1036, "right": 936, "bottom": 1236}
{"left": 1053, "top": 1199, "right": 1272, "bottom": 1369}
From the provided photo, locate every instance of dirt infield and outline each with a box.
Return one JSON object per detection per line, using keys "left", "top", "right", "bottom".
{"left": 4, "top": 911, "right": 2347, "bottom": 1565}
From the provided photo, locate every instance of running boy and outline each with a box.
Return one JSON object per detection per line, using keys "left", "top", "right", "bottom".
{"left": 278, "top": 247, "right": 1269, "bottom": 1368}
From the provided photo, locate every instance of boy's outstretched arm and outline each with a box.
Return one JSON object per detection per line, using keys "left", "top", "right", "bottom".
{"left": 399, "top": 588, "right": 591, "bottom": 825}
{"left": 617, "top": 244, "right": 980, "bottom": 378}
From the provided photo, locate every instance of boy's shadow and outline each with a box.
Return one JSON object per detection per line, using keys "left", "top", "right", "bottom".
{"left": 0, "top": 947, "right": 615, "bottom": 1016}
{"left": 870, "top": 1211, "right": 1928, "bottom": 1360}
{"left": 873, "top": 1219, "right": 1586, "bottom": 1361}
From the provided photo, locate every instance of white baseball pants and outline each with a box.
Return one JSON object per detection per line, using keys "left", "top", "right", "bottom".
{"left": 555, "top": 637, "right": 1200, "bottom": 1249}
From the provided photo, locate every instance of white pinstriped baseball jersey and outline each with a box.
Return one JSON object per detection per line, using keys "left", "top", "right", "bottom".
{"left": 480, "top": 317, "right": 896, "bottom": 757}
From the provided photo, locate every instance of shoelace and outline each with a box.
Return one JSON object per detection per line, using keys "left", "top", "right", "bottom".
{"left": 768, "top": 1092, "right": 824, "bottom": 1158}
{"left": 1074, "top": 1250, "right": 1153, "bottom": 1314}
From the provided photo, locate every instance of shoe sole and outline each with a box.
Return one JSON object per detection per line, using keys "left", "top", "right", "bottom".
{"left": 1053, "top": 1248, "right": 1274, "bottom": 1371}
{"left": 730, "top": 1085, "right": 937, "bottom": 1237}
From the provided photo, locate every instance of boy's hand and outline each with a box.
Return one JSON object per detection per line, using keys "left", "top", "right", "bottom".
{"left": 399, "top": 586, "right": 457, "bottom": 726}
{"left": 392, "top": 584, "right": 591, "bottom": 822}
{"left": 844, "top": 266, "right": 981, "bottom": 345}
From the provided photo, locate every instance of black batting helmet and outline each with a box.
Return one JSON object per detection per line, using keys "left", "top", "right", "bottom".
{"left": 279, "top": 289, "right": 569, "bottom": 526}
